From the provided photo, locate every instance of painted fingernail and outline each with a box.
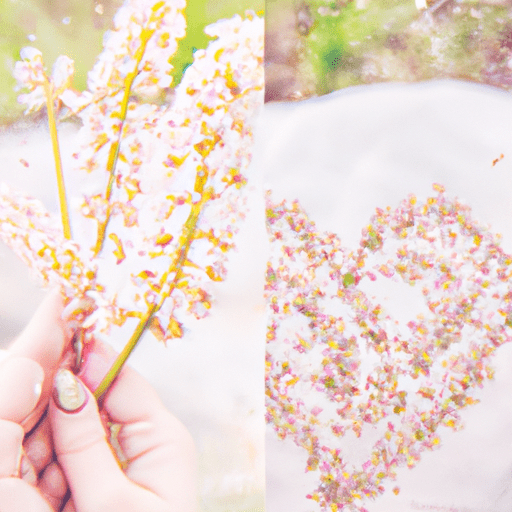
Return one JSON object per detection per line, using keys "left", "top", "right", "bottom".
{"left": 53, "top": 369, "right": 87, "bottom": 413}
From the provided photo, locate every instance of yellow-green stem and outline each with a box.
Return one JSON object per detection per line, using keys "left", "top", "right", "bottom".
{"left": 94, "top": 303, "right": 157, "bottom": 401}
{"left": 93, "top": 191, "right": 208, "bottom": 400}
{"left": 92, "top": 26, "right": 156, "bottom": 256}
{"left": 91, "top": 15, "right": 176, "bottom": 398}
{"left": 44, "top": 80, "right": 72, "bottom": 240}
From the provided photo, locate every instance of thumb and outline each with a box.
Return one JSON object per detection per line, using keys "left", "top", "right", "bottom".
{"left": 49, "top": 369, "right": 129, "bottom": 511}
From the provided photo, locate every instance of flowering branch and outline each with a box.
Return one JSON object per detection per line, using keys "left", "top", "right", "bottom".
{"left": 94, "top": 177, "right": 210, "bottom": 399}
{"left": 94, "top": 304, "right": 156, "bottom": 400}
{"left": 12, "top": 48, "right": 74, "bottom": 240}
{"left": 7, "top": 1, "right": 263, "bottom": 403}
{"left": 94, "top": 2, "right": 180, "bottom": 256}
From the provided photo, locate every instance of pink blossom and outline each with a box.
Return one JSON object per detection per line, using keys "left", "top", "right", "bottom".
{"left": 7, "top": 3, "right": 263, "bottom": 349}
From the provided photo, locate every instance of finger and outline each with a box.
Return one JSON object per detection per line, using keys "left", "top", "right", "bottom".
{"left": 9, "top": 289, "right": 70, "bottom": 362}
{"left": 49, "top": 369, "right": 129, "bottom": 510}
{"left": 38, "top": 461, "right": 68, "bottom": 512}
{"left": 0, "top": 357, "right": 44, "bottom": 426}
{"left": 50, "top": 369, "right": 169, "bottom": 511}
{"left": 79, "top": 339, "right": 197, "bottom": 509}
{"left": 0, "top": 418, "right": 39, "bottom": 484}
{"left": 106, "top": 366, "right": 197, "bottom": 503}
{"left": 24, "top": 415, "right": 54, "bottom": 476}
{"left": 9, "top": 289, "right": 72, "bottom": 431}
{"left": 76, "top": 336, "right": 118, "bottom": 392}
{"left": 19, "top": 451, "right": 37, "bottom": 485}
{"left": 0, "top": 420, "right": 23, "bottom": 478}
{"left": 0, "top": 478, "right": 53, "bottom": 512}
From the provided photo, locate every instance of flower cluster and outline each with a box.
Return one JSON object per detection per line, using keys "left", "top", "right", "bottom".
{"left": 4, "top": 0, "right": 263, "bottom": 351}
{"left": 265, "top": 184, "right": 512, "bottom": 511}
{"left": 0, "top": 184, "right": 96, "bottom": 299}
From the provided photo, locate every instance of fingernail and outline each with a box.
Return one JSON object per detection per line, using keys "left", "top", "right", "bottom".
{"left": 53, "top": 369, "right": 87, "bottom": 413}
{"left": 61, "top": 296, "right": 96, "bottom": 322}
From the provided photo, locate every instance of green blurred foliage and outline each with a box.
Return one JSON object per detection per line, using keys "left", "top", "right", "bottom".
{"left": 0, "top": 0, "right": 118, "bottom": 124}
{"left": 268, "top": 0, "right": 512, "bottom": 99}
{"left": 0, "top": 0, "right": 263, "bottom": 125}
{"left": 305, "top": 0, "right": 418, "bottom": 93}
{"left": 171, "top": 0, "right": 263, "bottom": 87}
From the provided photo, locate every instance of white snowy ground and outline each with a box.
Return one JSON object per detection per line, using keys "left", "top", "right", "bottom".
{"left": 0, "top": 121, "right": 266, "bottom": 512}
{"left": 253, "top": 80, "right": 512, "bottom": 512}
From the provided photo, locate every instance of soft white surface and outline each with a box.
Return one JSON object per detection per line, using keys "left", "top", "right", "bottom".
{"left": 253, "top": 80, "right": 512, "bottom": 512}
{"left": 0, "top": 122, "right": 266, "bottom": 511}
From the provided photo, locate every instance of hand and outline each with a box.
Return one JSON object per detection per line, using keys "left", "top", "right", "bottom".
{"left": 0, "top": 290, "right": 197, "bottom": 512}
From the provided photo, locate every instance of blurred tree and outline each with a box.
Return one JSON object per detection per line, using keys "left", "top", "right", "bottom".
{"left": 265, "top": 0, "right": 314, "bottom": 101}
{"left": 265, "top": 0, "right": 512, "bottom": 100}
